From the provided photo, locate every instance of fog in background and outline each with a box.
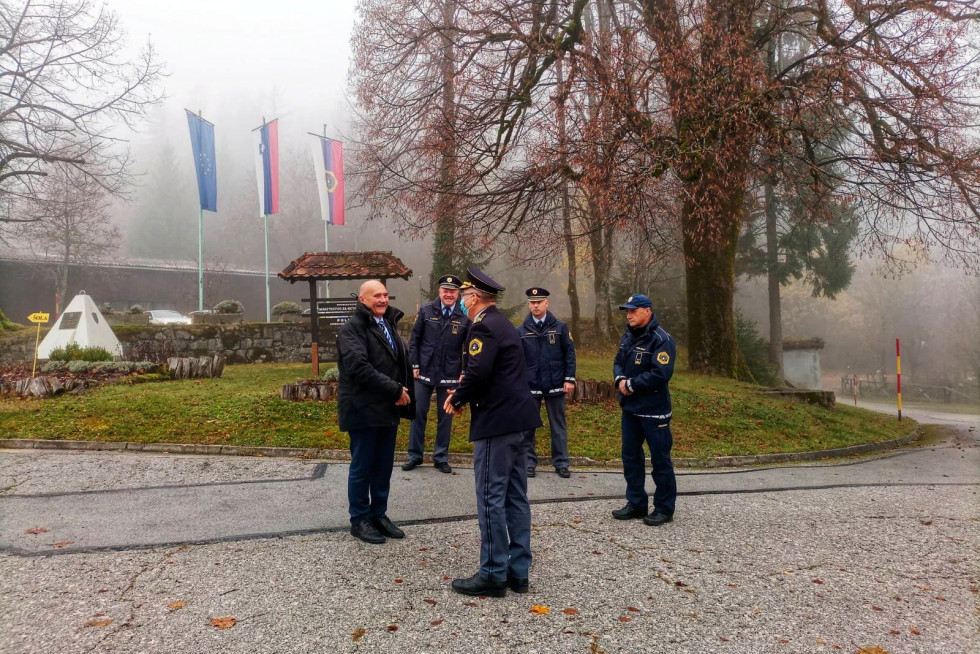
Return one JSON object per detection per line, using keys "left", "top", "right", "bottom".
{"left": 3, "top": 1, "right": 977, "bottom": 389}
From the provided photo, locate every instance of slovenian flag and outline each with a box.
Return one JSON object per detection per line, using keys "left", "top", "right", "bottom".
{"left": 311, "top": 136, "right": 345, "bottom": 225}
{"left": 253, "top": 119, "right": 280, "bottom": 215}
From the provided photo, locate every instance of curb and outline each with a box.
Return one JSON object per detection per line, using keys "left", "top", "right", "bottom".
{"left": 0, "top": 427, "right": 921, "bottom": 469}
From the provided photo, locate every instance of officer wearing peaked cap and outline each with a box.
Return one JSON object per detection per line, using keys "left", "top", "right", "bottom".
{"left": 518, "top": 287, "right": 576, "bottom": 479}
{"left": 444, "top": 265, "right": 542, "bottom": 597}
{"left": 404, "top": 274, "right": 470, "bottom": 473}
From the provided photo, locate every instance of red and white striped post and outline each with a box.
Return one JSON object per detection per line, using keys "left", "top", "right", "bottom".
{"left": 896, "top": 338, "right": 903, "bottom": 421}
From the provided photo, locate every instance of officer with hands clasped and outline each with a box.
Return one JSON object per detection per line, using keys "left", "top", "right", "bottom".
{"left": 611, "top": 293, "right": 678, "bottom": 527}
{"left": 518, "top": 287, "right": 576, "bottom": 478}
{"left": 443, "top": 266, "right": 542, "bottom": 597}
{"left": 403, "top": 274, "right": 470, "bottom": 474}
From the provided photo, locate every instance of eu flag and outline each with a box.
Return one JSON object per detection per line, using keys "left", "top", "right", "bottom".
{"left": 186, "top": 110, "right": 217, "bottom": 212}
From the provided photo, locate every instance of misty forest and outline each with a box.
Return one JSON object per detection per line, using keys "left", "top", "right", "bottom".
{"left": 0, "top": 0, "right": 978, "bottom": 397}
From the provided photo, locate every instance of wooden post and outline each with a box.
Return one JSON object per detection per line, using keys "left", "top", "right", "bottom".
{"left": 309, "top": 278, "right": 320, "bottom": 377}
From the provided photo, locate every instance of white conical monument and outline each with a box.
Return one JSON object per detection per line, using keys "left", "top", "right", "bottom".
{"left": 37, "top": 291, "right": 124, "bottom": 360}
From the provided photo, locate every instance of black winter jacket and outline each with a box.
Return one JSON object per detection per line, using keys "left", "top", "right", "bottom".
{"left": 336, "top": 302, "right": 415, "bottom": 432}
{"left": 448, "top": 305, "right": 542, "bottom": 440}
{"left": 518, "top": 311, "right": 576, "bottom": 397}
{"left": 612, "top": 315, "right": 676, "bottom": 419}
{"left": 408, "top": 299, "right": 470, "bottom": 387}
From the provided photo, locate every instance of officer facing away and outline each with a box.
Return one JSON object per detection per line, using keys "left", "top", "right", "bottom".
{"left": 611, "top": 293, "right": 678, "bottom": 527}
{"left": 404, "top": 274, "right": 470, "bottom": 473}
{"left": 444, "top": 266, "right": 542, "bottom": 597}
{"left": 518, "top": 287, "right": 576, "bottom": 478}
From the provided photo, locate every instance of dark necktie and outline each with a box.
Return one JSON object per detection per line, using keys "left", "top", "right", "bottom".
{"left": 379, "top": 319, "right": 395, "bottom": 350}
{"left": 443, "top": 307, "right": 451, "bottom": 319}
{"left": 536, "top": 320, "right": 543, "bottom": 329}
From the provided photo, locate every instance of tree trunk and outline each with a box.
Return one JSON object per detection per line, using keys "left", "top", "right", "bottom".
{"left": 765, "top": 176, "right": 784, "bottom": 381}
{"left": 562, "top": 180, "right": 580, "bottom": 336}
{"left": 428, "top": 0, "right": 459, "bottom": 297}
{"left": 586, "top": 197, "right": 614, "bottom": 338}
{"left": 683, "top": 169, "right": 748, "bottom": 377}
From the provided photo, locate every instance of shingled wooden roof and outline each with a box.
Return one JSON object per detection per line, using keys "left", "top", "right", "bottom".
{"left": 278, "top": 251, "right": 413, "bottom": 282}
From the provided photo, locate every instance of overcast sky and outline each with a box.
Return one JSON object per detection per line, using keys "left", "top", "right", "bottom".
{"left": 112, "top": 0, "right": 357, "bottom": 153}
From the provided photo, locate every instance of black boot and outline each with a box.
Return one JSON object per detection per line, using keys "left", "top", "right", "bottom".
{"left": 451, "top": 573, "right": 506, "bottom": 597}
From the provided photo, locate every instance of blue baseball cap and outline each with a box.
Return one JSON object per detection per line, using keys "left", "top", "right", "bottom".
{"left": 619, "top": 294, "right": 652, "bottom": 310}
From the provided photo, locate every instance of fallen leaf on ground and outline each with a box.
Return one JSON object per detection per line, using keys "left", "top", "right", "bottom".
{"left": 909, "top": 627, "right": 921, "bottom": 635}
{"left": 352, "top": 628, "right": 366, "bottom": 641}
{"left": 855, "top": 646, "right": 890, "bottom": 654}
{"left": 618, "top": 616, "right": 631, "bottom": 622}
{"left": 430, "top": 620, "right": 443, "bottom": 626}
{"left": 209, "top": 617, "right": 236, "bottom": 630}
{"left": 24, "top": 528, "right": 48, "bottom": 535}
{"left": 627, "top": 606, "right": 640, "bottom": 612}
{"left": 84, "top": 618, "right": 112, "bottom": 628}
{"left": 464, "top": 602, "right": 477, "bottom": 607}
{"left": 871, "top": 606, "right": 884, "bottom": 611}
{"left": 812, "top": 578, "right": 824, "bottom": 584}
{"left": 386, "top": 624, "right": 398, "bottom": 632}
{"left": 780, "top": 638, "right": 790, "bottom": 643}
{"left": 562, "top": 608, "right": 579, "bottom": 615}
{"left": 167, "top": 601, "right": 186, "bottom": 611}
{"left": 51, "top": 541, "right": 74, "bottom": 548}
{"left": 815, "top": 638, "right": 826, "bottom": 644}
{"left": 890, "top": 630, "right": 900, "bottom": 635}
{"left": 394, "top": 578, "right": 403, "bottom": 584}
{"left": 424, "top": 599, "right": 437, "bottom": 605}
{"left": 530, "top": 605, "right": 550, "bottom": 615}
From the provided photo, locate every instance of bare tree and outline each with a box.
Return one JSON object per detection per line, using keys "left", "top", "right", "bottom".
{"left": 352, "top": 0, "right": 980, "bottom": 377}
{"left": 0, "top": 0, "right": 164, "bottom": 219}
{"left": 15, "top": 162, "right": 120, "bottom": 306}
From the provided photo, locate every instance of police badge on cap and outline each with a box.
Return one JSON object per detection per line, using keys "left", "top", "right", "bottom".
{"left": 464, "top": 265, "right": 505, "bottom": 295}
{"left": 525, "top": 287, "right": 550, "bottom": 301}
{"left": 438, "top": 275, "right": 461, "bottom": 289}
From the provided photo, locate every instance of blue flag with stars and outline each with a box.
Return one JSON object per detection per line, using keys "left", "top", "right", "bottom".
{"left": 186, "top": 110, "right": 217, "bottom": 212}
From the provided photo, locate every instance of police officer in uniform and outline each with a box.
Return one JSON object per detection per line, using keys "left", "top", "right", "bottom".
{"left": 404, "top": 274, "right": 470, "bottom": 473}
{"left": 518, "top": 287, "right": 576, "bottom": 478}
{"left": 611, "top": 293, "right": 678, "bottom": 527}
{"left": 443, "top": 266, "right": 542, "bottom": 597}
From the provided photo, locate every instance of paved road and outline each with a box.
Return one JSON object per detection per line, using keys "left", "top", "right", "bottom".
{"left": 1, "top": 409, "right": 977, "bottom": 653}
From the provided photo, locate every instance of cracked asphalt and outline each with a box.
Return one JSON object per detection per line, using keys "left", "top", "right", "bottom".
{"left": 0, "top": 406, "right": 977, "bottom": 653}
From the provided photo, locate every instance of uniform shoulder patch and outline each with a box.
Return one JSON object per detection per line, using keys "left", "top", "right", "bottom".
{"left": 474, "top": 313, "right": 485, "bottom": 323}
{"left": 657, "top": 351, "right": 670, "bottom": 365}
{"left": 469, "top": 338, "right": 483, "bottom": 355}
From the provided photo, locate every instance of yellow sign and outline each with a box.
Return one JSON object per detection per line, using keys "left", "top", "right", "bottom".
{"left": 28, "top": 312, "right": 50, "bottom": 323}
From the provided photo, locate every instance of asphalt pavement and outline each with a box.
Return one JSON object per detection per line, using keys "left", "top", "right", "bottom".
{"left": 0, "top": 407, "right": 977, "bottom": 653}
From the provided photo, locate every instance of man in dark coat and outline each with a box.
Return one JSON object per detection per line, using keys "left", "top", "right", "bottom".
{"left": 444, "top": 266, "right": 542, "bottom": 597}
{"left": 404, "top": 274, "right": 470, "bottom": 473}
{"left": 518, "top": 287, "right": 576, "bottom": 478}
{"left": 611, "top": 293, "right": 677, "bottom": 527}
{"left": 337, "top": 279, "right": 415, "bottom": 544}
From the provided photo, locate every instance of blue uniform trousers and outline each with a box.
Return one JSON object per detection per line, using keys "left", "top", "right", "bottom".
{"left": 621, "top": 412, "right": 676, "bottom": 515}
{"left": 347, "top": 426, "right": 397, "bottom": 525}
{"left": 473, "top": 431, "right": 532, "bottom": 582}
{"left": 527, "top": 395, "right": 569, "bottom": 470}
{"left": 407, "top": 381, "right": 452, "bottom": 464}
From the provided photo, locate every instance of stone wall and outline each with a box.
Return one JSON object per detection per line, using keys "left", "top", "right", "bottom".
{"left": 0, "top": 323, "right": 344, "bottom": 365}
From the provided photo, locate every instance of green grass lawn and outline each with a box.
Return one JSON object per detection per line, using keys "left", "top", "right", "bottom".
{"left": 0, "top": 351, "right": 915, "bottom": 460}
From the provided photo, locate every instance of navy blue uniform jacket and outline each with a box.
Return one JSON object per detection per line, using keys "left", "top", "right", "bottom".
{"left": 518, "top": 311, "right": 576, "bottom": 397}
{"left": 408, "top": 299, "right": 470, "bottom": 387}
{"left": 336, "top": 302, "right": 415, "bottom": 432}
{"left": 613, "top": 315, "right": 676, "bottom": 419}
{"left": 449, "top": 305, "right": 542, "bottom": 440}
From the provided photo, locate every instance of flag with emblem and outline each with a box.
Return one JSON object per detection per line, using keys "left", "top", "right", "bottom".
{"left": 253, "top": 119, "right": 280, "bottom": 215}
{"left": 311, "top": 136, "right": 345, "bottom": 225}
{"left": 186, "top": 110, "right": 217, "bottom": 212}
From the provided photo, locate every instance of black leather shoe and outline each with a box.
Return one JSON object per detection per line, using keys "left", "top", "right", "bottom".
{"left": 435, "top": 461, "right": 453, "bottom": 474}
{"left": 507, "top": 576, "right": 529, "bottom": 594}
{"left": 401, "top": 459, "right": 422, "bottom": 471}
{"left": 612, "top": 504, "right": 648, "bottom": 520}
{"left": 451, "top": 573, "right": 506, "bottom": 598}
{"left": 527, "top": 467, "right": 536, "bottom": 478}
{"left": 371, "top": 515, "right": 405, "bottom": 539}
{"left": 643, "top": 512, "right": 673, "bottom": 526}
{"left": 351, "top": 520, "right": 386, "bottom": 544}
{"left": 556, "top": 467, "right": 570, "bottom": 478}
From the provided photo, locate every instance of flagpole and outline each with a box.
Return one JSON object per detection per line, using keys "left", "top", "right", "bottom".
{"left": 264, "top": 212, "right": 271, "bottom": 321}
{"left": 323, "top": 219, "right": 331, "bottom": 299}
{"left": 198, "top": 206, "right": 204, "bottom": 312}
